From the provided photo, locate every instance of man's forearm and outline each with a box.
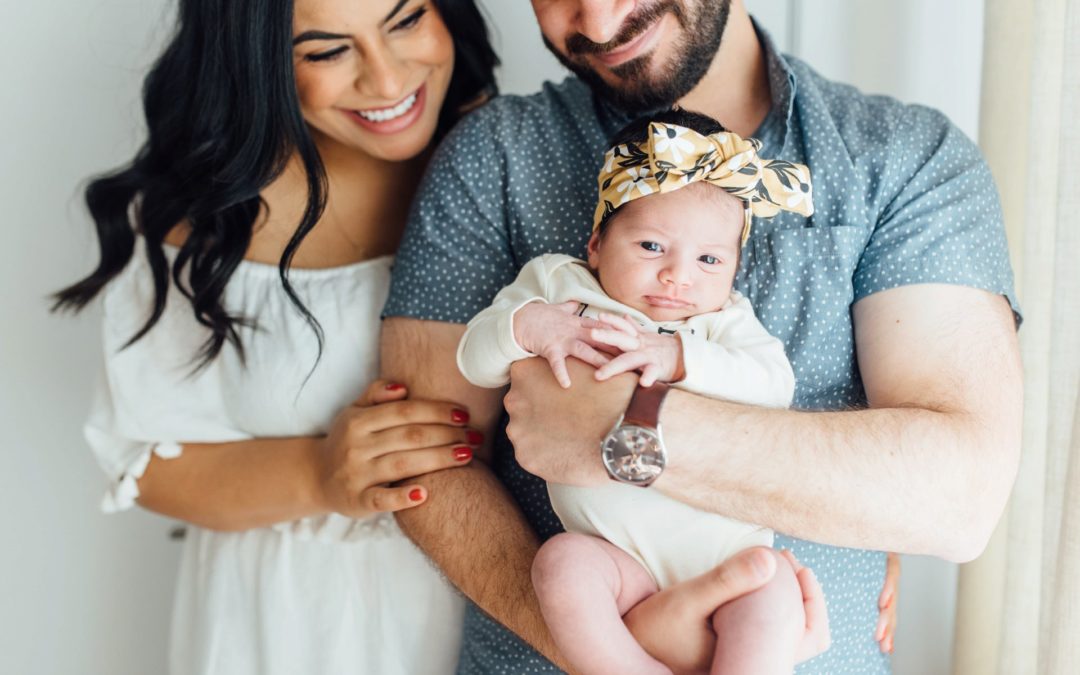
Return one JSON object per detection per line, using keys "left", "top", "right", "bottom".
{"left": 505, "top": 287, "right": 1022, "bottom": 564}
{"left": 381, "top": 318, "right": 571, "bottom": 666}
{"left": 394, "top": 464, "right": 568, "bottom": 668}
{"left": 660, "top": 395, "right": 1015, "bottom": 562}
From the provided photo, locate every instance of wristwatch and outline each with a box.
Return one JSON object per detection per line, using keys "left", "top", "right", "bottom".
{"left": 600, "top": 382, "right": 671, "bottom": 487}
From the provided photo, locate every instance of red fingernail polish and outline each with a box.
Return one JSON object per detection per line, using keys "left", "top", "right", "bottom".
{"left": 466, "top": 430, "right": 484, "bottom": 445}
{"left": 385, "top": 383, "right": 405, "bottom": 391}
{"left": 408, "top": 488, "right": 423, "bottom": 502}
{"left": 454, "top": 447, "right": 473, "bottom": 461}
{"left": 451, "top": 409, "right": 470, "bottom": 424}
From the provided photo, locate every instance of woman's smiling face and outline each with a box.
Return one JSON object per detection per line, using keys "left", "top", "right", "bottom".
{"left": 292, "top": 0, "right": 455, "bottom": 161}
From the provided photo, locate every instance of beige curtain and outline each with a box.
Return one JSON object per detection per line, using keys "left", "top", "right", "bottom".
{"left": 953, "top": 0, "right": 1080, "bottom": 673}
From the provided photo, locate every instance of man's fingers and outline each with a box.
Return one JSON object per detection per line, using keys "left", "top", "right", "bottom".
{"left": 689, "top": 547, "right": 776, "bottom": 609}
{"left": 779, "top": 548, "right": 806, "bottom": 575}
{"left": 879, "top": 586, "right": 894, "bottom": 610}
{"left": 881, "top": 552, "right": 900, "bottom": 608}
{"left": 798, "top": 566, "right": 830, "bottom": 652}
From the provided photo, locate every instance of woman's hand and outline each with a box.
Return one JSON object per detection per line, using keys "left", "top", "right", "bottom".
{"left": 513, "top": 301, "right": 612, "bottom": 388}
{"left": 313, "top": 380, "right": 481, "bottom": 518}
{"left": 591, "top": 313, "right": 685, "bottom": 386}
{"left": 876, "top": 552, "right": 901, "bottom": 653}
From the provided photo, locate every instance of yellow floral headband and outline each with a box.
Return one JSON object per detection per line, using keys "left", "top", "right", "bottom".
{"left": 594, "top": 122, "right": 815, "bottom": 243}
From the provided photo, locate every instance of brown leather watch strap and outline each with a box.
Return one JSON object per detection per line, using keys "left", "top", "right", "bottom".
{"left": 622, "top": 381, "right": 671, "bottom": 429}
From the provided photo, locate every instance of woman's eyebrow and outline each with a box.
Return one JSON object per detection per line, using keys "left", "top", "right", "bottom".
{"left": 292, "top": 1, "right": 413, "bottom": 45}
{"left": 380, "top": 0, "right": 411, "bottom": 27}
{"left": 292, "top": 30, "right": 350, "bottom": 46}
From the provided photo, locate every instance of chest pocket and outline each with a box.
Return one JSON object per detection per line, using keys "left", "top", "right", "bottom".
{"left": 735, "top": 225, "right": 868, "bottom": 409}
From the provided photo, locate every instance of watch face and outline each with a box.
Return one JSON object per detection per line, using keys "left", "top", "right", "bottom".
{"left": 601, "top": 425, "right": 666, "bottom": 486}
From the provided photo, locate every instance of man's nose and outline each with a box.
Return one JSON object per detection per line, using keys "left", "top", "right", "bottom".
{"left": 576, "top": 0, "right": 637, "bottom": 46}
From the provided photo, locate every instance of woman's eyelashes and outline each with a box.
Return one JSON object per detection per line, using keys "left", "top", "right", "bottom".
{"left": 299, "top": 6, "right": 428, "bottom": 64}
{"left": 392, "top": 7, "right": 429, "bottom": 32}
{"left": 305, "top": 45, "right": 349, "bottom": 63}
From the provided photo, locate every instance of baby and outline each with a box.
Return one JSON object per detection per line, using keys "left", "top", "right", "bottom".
{"left": 458, "top": 109, "right": 819, "bottom": 674}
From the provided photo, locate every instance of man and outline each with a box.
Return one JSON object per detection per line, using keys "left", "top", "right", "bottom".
{"left": 381, "top": 1, "right": 1022, "bottom": 672}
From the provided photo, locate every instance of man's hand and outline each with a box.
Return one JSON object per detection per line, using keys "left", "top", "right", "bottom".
{"left": 623, "top": 547, "right": 830, "bottom": 675}
{"left": 876, "top": 553, "right": 900, "bottom": 653}
{"left": 505, "top": 357, "right": 634, "bottom": 486}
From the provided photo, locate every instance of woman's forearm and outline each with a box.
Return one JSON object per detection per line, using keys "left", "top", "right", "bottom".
{"left": 136, "top": 436, "right": 326, "bottom": 531}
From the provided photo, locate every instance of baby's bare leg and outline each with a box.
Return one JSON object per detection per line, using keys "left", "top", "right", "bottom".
{"left": 710, "top": 549, "right": 805, "bottom": 675}
{"left": 532, "top": 533, "right": 670, "bottom": 675}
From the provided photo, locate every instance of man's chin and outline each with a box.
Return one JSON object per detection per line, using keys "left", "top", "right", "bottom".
{"left": 573, "top": 65, "right": 680, "bottom": 112}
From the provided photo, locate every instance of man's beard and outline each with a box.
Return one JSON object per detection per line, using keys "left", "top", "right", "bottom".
{"left": 544, "top": 0, "right": 732, "bottom": 114}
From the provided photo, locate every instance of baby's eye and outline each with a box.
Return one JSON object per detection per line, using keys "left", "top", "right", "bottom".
{"left": 640, "top": 241, "right": 662, "bottom": 253}
{"left": 699, "top": 255, "right": 721, "bottom": 265}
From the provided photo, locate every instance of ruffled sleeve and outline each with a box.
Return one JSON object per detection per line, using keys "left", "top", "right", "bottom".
{"left": 85, "top": 251, "right": 246, "bottom": 513}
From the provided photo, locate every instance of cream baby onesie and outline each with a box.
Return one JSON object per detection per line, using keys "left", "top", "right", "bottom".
{"left": 457, "top": 253, "right": 795, "bottom": 588}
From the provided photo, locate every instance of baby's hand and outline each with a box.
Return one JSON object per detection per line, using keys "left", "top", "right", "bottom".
{"left": 591, "top": 313, "right": 684, "bottom": 387}
{"left": 513, "top": 301, "right": 613, "bottom": 388}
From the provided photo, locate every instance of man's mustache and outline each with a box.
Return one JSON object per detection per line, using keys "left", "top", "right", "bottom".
{"left": 564, "top": 0, "right": 682, "bottom": 57}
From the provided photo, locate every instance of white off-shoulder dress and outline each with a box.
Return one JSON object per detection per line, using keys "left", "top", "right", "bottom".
{"left": 86, "top": 245, "right": 463, "bottom": 675}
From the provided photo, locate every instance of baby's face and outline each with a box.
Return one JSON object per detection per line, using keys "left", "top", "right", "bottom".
{"left": 588, "top": 183, "right": 743, "bottom": 323}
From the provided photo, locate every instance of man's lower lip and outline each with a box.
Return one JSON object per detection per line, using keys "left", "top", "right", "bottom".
{"left": 345, "top": 85, "right": 427, "bottom": 135}
{"left": 595, "top": 18, "right": 664, "bottom": 67}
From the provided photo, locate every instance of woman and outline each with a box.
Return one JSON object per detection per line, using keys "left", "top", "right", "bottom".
{"left": 55, "top": 0, "right": 496, "bottom": 673}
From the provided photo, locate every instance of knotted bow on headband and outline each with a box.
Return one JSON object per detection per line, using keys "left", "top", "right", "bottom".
{"left": 593, "top": 122, "right": 815, "bottom": 243}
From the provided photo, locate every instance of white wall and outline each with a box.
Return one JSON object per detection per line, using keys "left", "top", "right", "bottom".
{"left": 0, "top": 3, "right": 180, "bottom": 674}
{"left": 0, "top": 1, "right": 983, "bottom": 673}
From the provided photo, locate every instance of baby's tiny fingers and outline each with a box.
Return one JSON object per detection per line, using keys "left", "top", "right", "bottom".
{"left": 596, "top": 312, "right": 639, "bottom": 335}
{"left": 549, "top": 355, "right": 572, "bottom": 389}
{"left": 551, "top": 300, "right": 582, "bottom": 315}
{"left": 640, "top": 363, "right": 662, "bottom": 387}
{"left": 590, "top": 327, "right": 640, "bottom": 352}
{"left": 595, "top": 351, "right": 649, "bottom": 381}
{"left": 567, "top": 340, "right": 611, "bottom": 370}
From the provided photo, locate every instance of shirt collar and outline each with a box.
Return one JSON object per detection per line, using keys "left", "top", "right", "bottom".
{"left": 751, "top": 17, "right": 798, "bottom": 154}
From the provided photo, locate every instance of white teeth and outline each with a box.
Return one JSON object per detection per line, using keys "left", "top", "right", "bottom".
{"left": 357, "top": 92, "right": 418, "bottom": 122}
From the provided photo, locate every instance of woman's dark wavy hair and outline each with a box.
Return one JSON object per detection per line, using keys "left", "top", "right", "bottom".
{"left": 54, "top": 0, "right": 498, "bottom": 369}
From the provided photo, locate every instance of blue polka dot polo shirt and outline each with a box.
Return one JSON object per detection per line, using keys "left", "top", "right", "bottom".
{"left": 384, "top": 23, "right": 1020, "bottom": 675}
